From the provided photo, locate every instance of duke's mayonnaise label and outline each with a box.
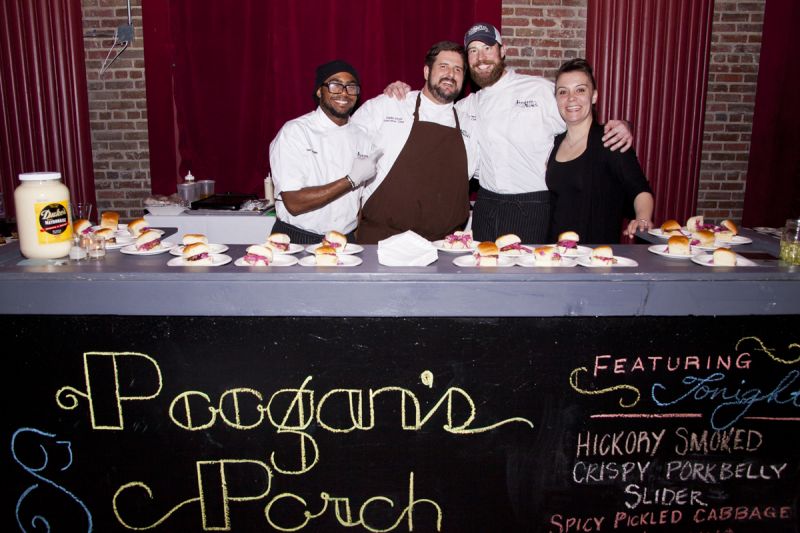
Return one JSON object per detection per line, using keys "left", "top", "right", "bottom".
{"left": 35, "top": 200, "right": 72, "bottom": 244}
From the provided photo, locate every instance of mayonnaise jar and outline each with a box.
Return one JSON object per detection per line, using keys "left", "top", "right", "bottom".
{"left": 14, "top": 172, "right": 73, "bottom": 259}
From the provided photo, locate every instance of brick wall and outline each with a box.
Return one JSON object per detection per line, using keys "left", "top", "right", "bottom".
{"left": 502, "top": 0, "right": 587, "bottom": 78}
{"left": 82, "top": 0, "right": 150, "bottom": 222}
{"left": 77, "top": 0, "right": 760, "bottom": 223}
{"left": 696, "top": 0, "right": 764, "bottom": 222}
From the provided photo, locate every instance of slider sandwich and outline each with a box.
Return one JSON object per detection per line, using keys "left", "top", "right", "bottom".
{"left": 265, "top": 232, "right": 291, "bottom": 252}
{"left": 686, "top": 215, "right": 704, "bottom": 232}
{"left": 660, "top": 219, "right": 683, "bottom": 236}
{"left": 182, "top": 233, "right": 208, "bottom": 246}
{"left": 93, "top": 227, "right": 117, "bottom": 244}
{"left": 557, "top": 231, "right": 580, "bottom": 254}
{"left": 495, "top": 233, "right": 531, "bottom": 256}
{"left": 182, "top": 242, "right": 212, "bottom": 265}
{"left": 443, "top": 230, "right": 473, "bottom": 249}
{"left": 321, "top": 230, "right": 347, "bottom": 251}
{"left": 73, "top": 219, "right": 93, "bottom": 235}
{"left": 690, "top": 230, "right": 715, "bottom": 247}
{"left": 473, "top": 241, "right": 499, "bottom": 266}
{"left": 101, "top": 211, "right": 120, "bottom": 230}
{"left": 314, "top": 245, "right": 339, "bottom": 266}
{"left": 135, "top": 229, "right": 162, "bottom": 251}
{"left": 712, "top": 247, "right": 737, "bottom": 266}
{"left": 128, "top": 217, "right": 149, "bottom": 237}
{"left": 533, "top": 245, "right": 562, "bottom": 266}
{"left": 667, "top": 235, "right": 691, "bottom": 255}
{"left": 590, "top": 245, "right": 617, "bottom": 265}
{"left": 243, "top": 244, "right": 273, "bottom": 266}
{"left": 716, "top": 219, "right": 739, "bottom": 243}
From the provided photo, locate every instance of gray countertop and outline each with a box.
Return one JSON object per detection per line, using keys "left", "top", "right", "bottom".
{"left": 0, "top": 228, "right": 797, "bottom": 317}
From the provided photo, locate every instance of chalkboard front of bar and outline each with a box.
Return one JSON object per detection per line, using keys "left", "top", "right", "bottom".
{"left": 4, "top": 316, "right": 799, "bottom": 532}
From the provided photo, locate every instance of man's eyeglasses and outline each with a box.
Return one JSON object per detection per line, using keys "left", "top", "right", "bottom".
{"left": 322, "top": 82, "right": 360, "bottom": 95}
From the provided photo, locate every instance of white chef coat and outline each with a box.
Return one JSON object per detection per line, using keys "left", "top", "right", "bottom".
{"left": 351, "top": 90, "right": 479, "bottom": 201}
{"left": 457, "top": 69, "right": 565, "bottom": 194}
{"left": 269, "top": 107, "right": 370, "bottom": 235}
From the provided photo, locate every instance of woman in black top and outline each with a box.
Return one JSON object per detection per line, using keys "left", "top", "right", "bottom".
{"left": 545, "top": 58, "right": 654, "bottom": 244}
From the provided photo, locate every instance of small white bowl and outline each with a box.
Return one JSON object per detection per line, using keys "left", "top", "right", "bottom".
{"left": 146, "top": 205, "right": 187, "bottom": 216}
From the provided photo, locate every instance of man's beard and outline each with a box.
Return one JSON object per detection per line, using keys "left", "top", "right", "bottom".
{"left": 470, "top": 58, "right": 504, "bottom": 88}
{"left": 321, "top": 98, "right": 353, "bottom": 120}
{"left": 427, "top": 76, "right": 459, "bottom": 103}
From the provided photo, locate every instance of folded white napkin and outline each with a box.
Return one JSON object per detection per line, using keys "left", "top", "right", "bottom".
{"left": 377, "top": 230, "right": 438, "bottom": 266}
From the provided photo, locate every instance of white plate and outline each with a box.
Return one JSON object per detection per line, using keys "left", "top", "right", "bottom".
{"left": 167, "top": 254, "right": 232, "bottom": 267}
{"left": 234, "top": 255, "right": 299, "bottom": 267}
{"left": 691, "top": 253, "right": 756, "bottom": 267}
{"left": 274, "top": 243, "right": 304, "bottom": 255}
{"left": 516, "top": 255, "right": 578, "bottom": 267}
{"left": 92, "top": 224, "right": 165, "bottom": 237}
{"left": 716, "top": 235, "right": 752, "bottom": 246}
{"left": 120, "top": 240, "right": 177, "bottom": 255}
{"left": 452, "top": 255, "right": 516, "bottom": 268}
{"left": 170, "top": 243, "right": 230, "bottom": 256}
{"left": 431, "top": 239, "right": 476, "bottom": 253}
{"left": 577, "top": 256, "right": 638, "bottom": 268}
{"left": 647, "top": 244, "right": 696, "bottom": 259}
{"left": 648, "top": 228, "right": 689, "bottom": 239}
{"left": 304, "top": 243, "right": 363, "bottom": 255}
{"left": 299, "top": 255, "right": 363, "bottom": 267}
{"left": 753, "top": 226, "right": 782, "bottom": 236}
{"left": 549, "top": 244, "right": 592, "bottom": 257}
{"left": 145, "top": 205, "right": 187, "bottom": 216}
{"left": 104, "top": 236, "right": 134, "bottom": 250}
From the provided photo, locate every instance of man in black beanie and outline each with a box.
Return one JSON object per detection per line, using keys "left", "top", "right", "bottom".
{"left": 269, "top": 60, "right": 381, "bottom": 244}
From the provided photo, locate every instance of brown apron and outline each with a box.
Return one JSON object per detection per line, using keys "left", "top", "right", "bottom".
{"left": 357, "top": 94, "right": 469, "bottom": 244}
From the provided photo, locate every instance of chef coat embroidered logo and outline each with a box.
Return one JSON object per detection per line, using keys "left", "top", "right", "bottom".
{"left": 514, "top": 99, "right": 539, "bottom": 108}
{"left": 384, "top": 116, "right": 405, "bottom": 124}
{"left": 306, "top": 147, "right": 318, "bottom": 154}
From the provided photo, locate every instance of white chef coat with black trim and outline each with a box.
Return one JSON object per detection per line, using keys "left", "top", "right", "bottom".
{"left": 457, "top": 69, "right": 565, "bottom": 194}
{"left": 269, "top": 106, "right": 370, "bottom": 235}
{"left": 351, "top": 90, "right": 479, "bottom": 202}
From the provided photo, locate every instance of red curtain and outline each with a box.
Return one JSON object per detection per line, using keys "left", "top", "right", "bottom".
{"left": 586, "top": 0, "right": 713, "bottom": 225}
{"left": 742, "top": 0, "right": 800, "bottom": 226}
{"left": 0, "top": 0, "right": 96, "bottom": 219}
{"left": 142, "top": 0, "right": 500, "bottom": 196}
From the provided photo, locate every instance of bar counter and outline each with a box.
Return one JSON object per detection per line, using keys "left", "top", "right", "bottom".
{"left": 0, "top": 228, "right": 797, "bottom": 316}
{"left": 3, "top": 228, "right": 799, "bottom": 532}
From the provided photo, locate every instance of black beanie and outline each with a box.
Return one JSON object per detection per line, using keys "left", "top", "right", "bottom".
{"left": 315, "top": 59, "right": 360, "bottom": 91}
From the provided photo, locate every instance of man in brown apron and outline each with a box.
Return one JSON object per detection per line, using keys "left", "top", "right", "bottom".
{"left": 355, "top": 42, "right": 470, "bottom": 244}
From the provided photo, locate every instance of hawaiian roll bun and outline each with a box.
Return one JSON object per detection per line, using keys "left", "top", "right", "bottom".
{"left": 686, "top": 215, "right": 704, "bottom": 232}
{"left": 557, "top": 231, "right": 580, "bottom": 253}
{"left": 720, "top": 219, "right": 739, "bottom": 235}
{"left": 182, "top": 233, "right": 208, "bottom": 246}
{"left": 182, "top": 242, "right": 212, "bottom": 265}
{"left": 135, "top": 229, "right": 161, "bottom": 251}
{"left": 660, "top": 219, "right": 682, "bottom": 235}
{"left": 691, "top": 230, "right": 715, "bottom": 247}
{"left": 712, "top": 247, "right": 737, "bottom": 266}
{"left": 534, "top": 245, "right": 561, "bottom": 265}
{"left": 495, "top": 233, "right": 522, "bottom": 255}
{"left": 266, "top": 232, "right": 291, "bottom": 252}
{"left": 474, "top": 241, "right": 499, "bottom": 266}
{"left": 591, "top": 245, "right": 616, "bottom": 265}
{"left": 315, "top": 245, "right": 339, "bottom": 266}
{"left": 101, "top": 211, "right": 120, "bottom": 229}
{"left": 322, "top": 230, "right": 347, "bottom": 250}
{"left": 73, "top": 218, "right": 93, "bottom": 235}
{"left": 128, "top": 217, "right": 149, "bottom": 237}
{"left": 667, "top": 235, "right": 691, "bottom": 255}
{"left": 93, "top": 227, "right": 116, "bottom": 243}
{"left": 244, "top": 244, "right": 273, "bottom": 266}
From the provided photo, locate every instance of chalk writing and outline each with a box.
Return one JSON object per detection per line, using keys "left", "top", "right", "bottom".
{"left": 569, "top": 367, "right": 640, "bottom": 407}
{"left": 736, "top": 336, "right": 800, "bottom": 364}
{"left": 11, "top": 427, "right": 93, "bottom": 532}
{"left": 55, "top": 352, "right": 163, "bottom": 430}
{"left": 673, "top": 426, "right": 763, "bottom": 455}
{"left": 651, "top": 370, "right": 800, "bottom": 431}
